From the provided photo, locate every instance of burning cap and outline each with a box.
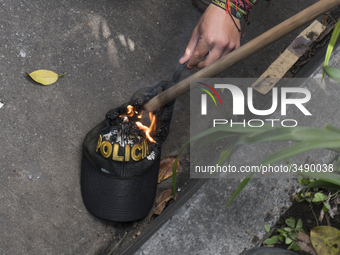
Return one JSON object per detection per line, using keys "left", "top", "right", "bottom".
{"left": 81, "top": 76, "right": 178, "bottom": 222}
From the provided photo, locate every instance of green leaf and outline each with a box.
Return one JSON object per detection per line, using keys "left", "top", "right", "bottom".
{"left": 296, "top": 219, "right": 303, "bottom": 229}
{"left": 304, "top": 192, "right": 311, "bottom": 198}
{"left": 288, "top": 232, "right": 297, "bottom": 240}
{"left": 299, "top": 177, "right": 311, "bottom": 186}
{"left": 302, "top": 179, "right": 340, "bottom": 191}
{"left": 323, "top": 19, "right": 340, "bottom": 78}
{"left": 323, "top": 202, "right": 331, "bottom": 212}
{"left": 197, "top": 132, "right": 237, "bottom": 155}
{"left": 325, "top": 123, "right": 340, "bottom": 134}
{"left": 286, "top": 217, "right": 296, "bottom": 229}
{"left": 312, "top": 193, "right": 328, "bottom": 203}
{"left": 285, "top": 237, "right": 293, "bottom": 244}
{"left": 283, "top": 227, "right": 293, "bottom": 232}
{"left": 225, "top": 173, "right": 254, "bottom": 207}
{"left": 281, "top": 233, "right": 288, "bottom": 238}
{"left": 301, "top": 171, "right": 340, "bottom": 185}
{"left": 264, "top": 235, "right": 279, "bottom": 245}
{"left": 261, "top": 139, "right": 340, "bottom": 166}
{"left": 245, "top": 126, "right": 340, "bottom": 144}
{"left": 264, "top": 225, "right": 271, "bottom": 233}
{"left": 217, "top": 146, "right": 234, "bottom": 166}
{"left": 278, "top": 235, "right": 284, "bottom": 242}
{"left": 27, "top": 70, "right": 65, "bottom": 85}
{"left": 287, "top": 241, "right": 300, "bottom": 251}
{"left": 296, "top": 228, "right": 305, "bottom": 233}
{"left": 323, "top": 66, "right": 340, "bottom": 83}
{"left": 277, "top": 229, "right": 287, "bottom": 234}
{"left": 305, "top": 197, "right": 312, "bottom": 203}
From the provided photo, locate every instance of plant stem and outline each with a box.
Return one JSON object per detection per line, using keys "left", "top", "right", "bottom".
{"left": 330, "top": 190, "right": 340, "bottom": 199}
{"left": 310, "top": 205, "right": 319, "bottom": 227}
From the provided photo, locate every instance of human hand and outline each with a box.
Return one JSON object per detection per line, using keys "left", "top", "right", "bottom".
{"left": 179, "top": 4, "right": 241, "bottom": 69}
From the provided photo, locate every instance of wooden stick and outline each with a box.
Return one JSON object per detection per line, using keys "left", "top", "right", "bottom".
{"left": 144, "top": 0, "right": 340, "bottom": 112}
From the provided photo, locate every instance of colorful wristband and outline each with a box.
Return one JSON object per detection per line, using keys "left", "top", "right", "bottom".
{"left": 212, "top": 0, "right": 257, "bottom": 21}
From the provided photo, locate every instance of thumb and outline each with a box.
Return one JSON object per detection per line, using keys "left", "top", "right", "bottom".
{"left": 179, "top": 50, "right": 190, "bottom": 64}
{"left": 179, "top": 27, "right": 199, "bottom": 65}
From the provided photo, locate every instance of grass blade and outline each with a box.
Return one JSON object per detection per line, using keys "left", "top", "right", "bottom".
{"left": 261, "top": 139, "right": 340, "bottom": 166}
{"left": 323, "top": 66, "right": 340, "bottom": 83}
{"left": 244, "top": 127, "right": 340, "bottom": 144}
{"left": 226, "top": 173, "right": 254, "bottom": 206}
{"left": 302, "top": 179, "right": 340, "bottom": 191}
{"left": 300, "top": 171, "right": 340, "bottom": 186}
{"left": 217, "top": 146, "right": 235, "bottom": 166}
{"left": 323, "top": 20, "right": 340, "bottom": 78}
{"left": 324, "top": 123, "right": 340, "bottom": 134}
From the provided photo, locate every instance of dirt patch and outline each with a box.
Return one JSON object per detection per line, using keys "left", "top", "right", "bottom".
{"left": 265, "top": 190, "right": 340, "bottom": 255}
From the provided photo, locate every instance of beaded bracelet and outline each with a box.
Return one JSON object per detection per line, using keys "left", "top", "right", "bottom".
{"left": 212, "top": 0, "right": 257, "bottom": 22}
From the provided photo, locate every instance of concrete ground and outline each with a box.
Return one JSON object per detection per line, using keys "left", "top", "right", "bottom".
{"left": 0, "top": 0, "right": 331, "bottom": 254}
{"left": 128, "top": 45, "right": 340, "bottom": 254}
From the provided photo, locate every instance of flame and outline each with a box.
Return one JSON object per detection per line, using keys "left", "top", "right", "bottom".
{"left": 120, "top": 105, "right": 157, "bottom": 143}
{"left": 149, "top": 112, "right": 156, "bottom": 134}
{"left": 136, "top": 112, "right": 156, "bottom": 143}
{"left": 120, "top": 105, "right": 135, "bottom": 117}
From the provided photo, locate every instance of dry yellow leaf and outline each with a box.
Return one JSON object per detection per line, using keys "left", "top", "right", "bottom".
{"left": 310, "top": 226, "right": 340, "bottom": 255}
{"left": 27, "top": 70, "right": 65, "bottom": 85}
{"left": 158, "top": 156, "right": 180, "bottom": 183}
{"left": 148, "top": 189, "right": 178, "bottom": 223}
{"left": 156, "top": 189, "right": 172, "bottom": 205}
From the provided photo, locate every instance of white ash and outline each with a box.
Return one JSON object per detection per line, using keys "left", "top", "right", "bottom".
{"left": 102, "top": 129, "right": 144, "bottom": 148}
{"left": 102, "top": 132, "right": 114, "bottom": 141}
{"left": 113, "top": 129, "right": 124, "bottom": 146}
{"left": 147, "top": 151, "right": 156, "bottom": 160}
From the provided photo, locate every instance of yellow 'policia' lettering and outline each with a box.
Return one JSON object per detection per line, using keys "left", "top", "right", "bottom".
{"left": 96, "top": 135, "right": 102, "bottom": 152}
{"left": 112, "top": 144, "right": 124, "bottom": 161}
{"left": 100, "top": 141, "right": 112, "bottom": 158}
{"left": 96, "top": 136, "right": 149, "bottom": 162}
{"left": 142, "top": 139, "right": 149, "bottom": 159}
{"left": 131, "top": 144, "right": 142, "bottom": 161}
{"left": 125, "top": 145, "right": 130, "bottom": 162}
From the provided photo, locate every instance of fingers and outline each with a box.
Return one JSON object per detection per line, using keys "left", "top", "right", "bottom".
{"left": 196, "top": 46, "right": 223, "bottom": 69}
{"left": 187, "top": 37, "right": 211, "bottom": 69}
{"left": 179, "top": 27, "right": 200, "bottom": 65}
{"left": 197, "top": 39, "right": 241, "bottom": 69}
{"left": 180, "top": 30, "right": 240, "bottom": 69}
{"left": 220, "top": 40, "right": 240, "bottom": 58}
{"left": 182, "top": 38, "right": 238, "bottom": 69}
{"left": 180, "top": 4, "right": 242, "bottom": 69}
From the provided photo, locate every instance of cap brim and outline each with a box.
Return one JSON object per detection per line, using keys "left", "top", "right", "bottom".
{"left": 81, "top": 154, "right": 160, "bottom": 222}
